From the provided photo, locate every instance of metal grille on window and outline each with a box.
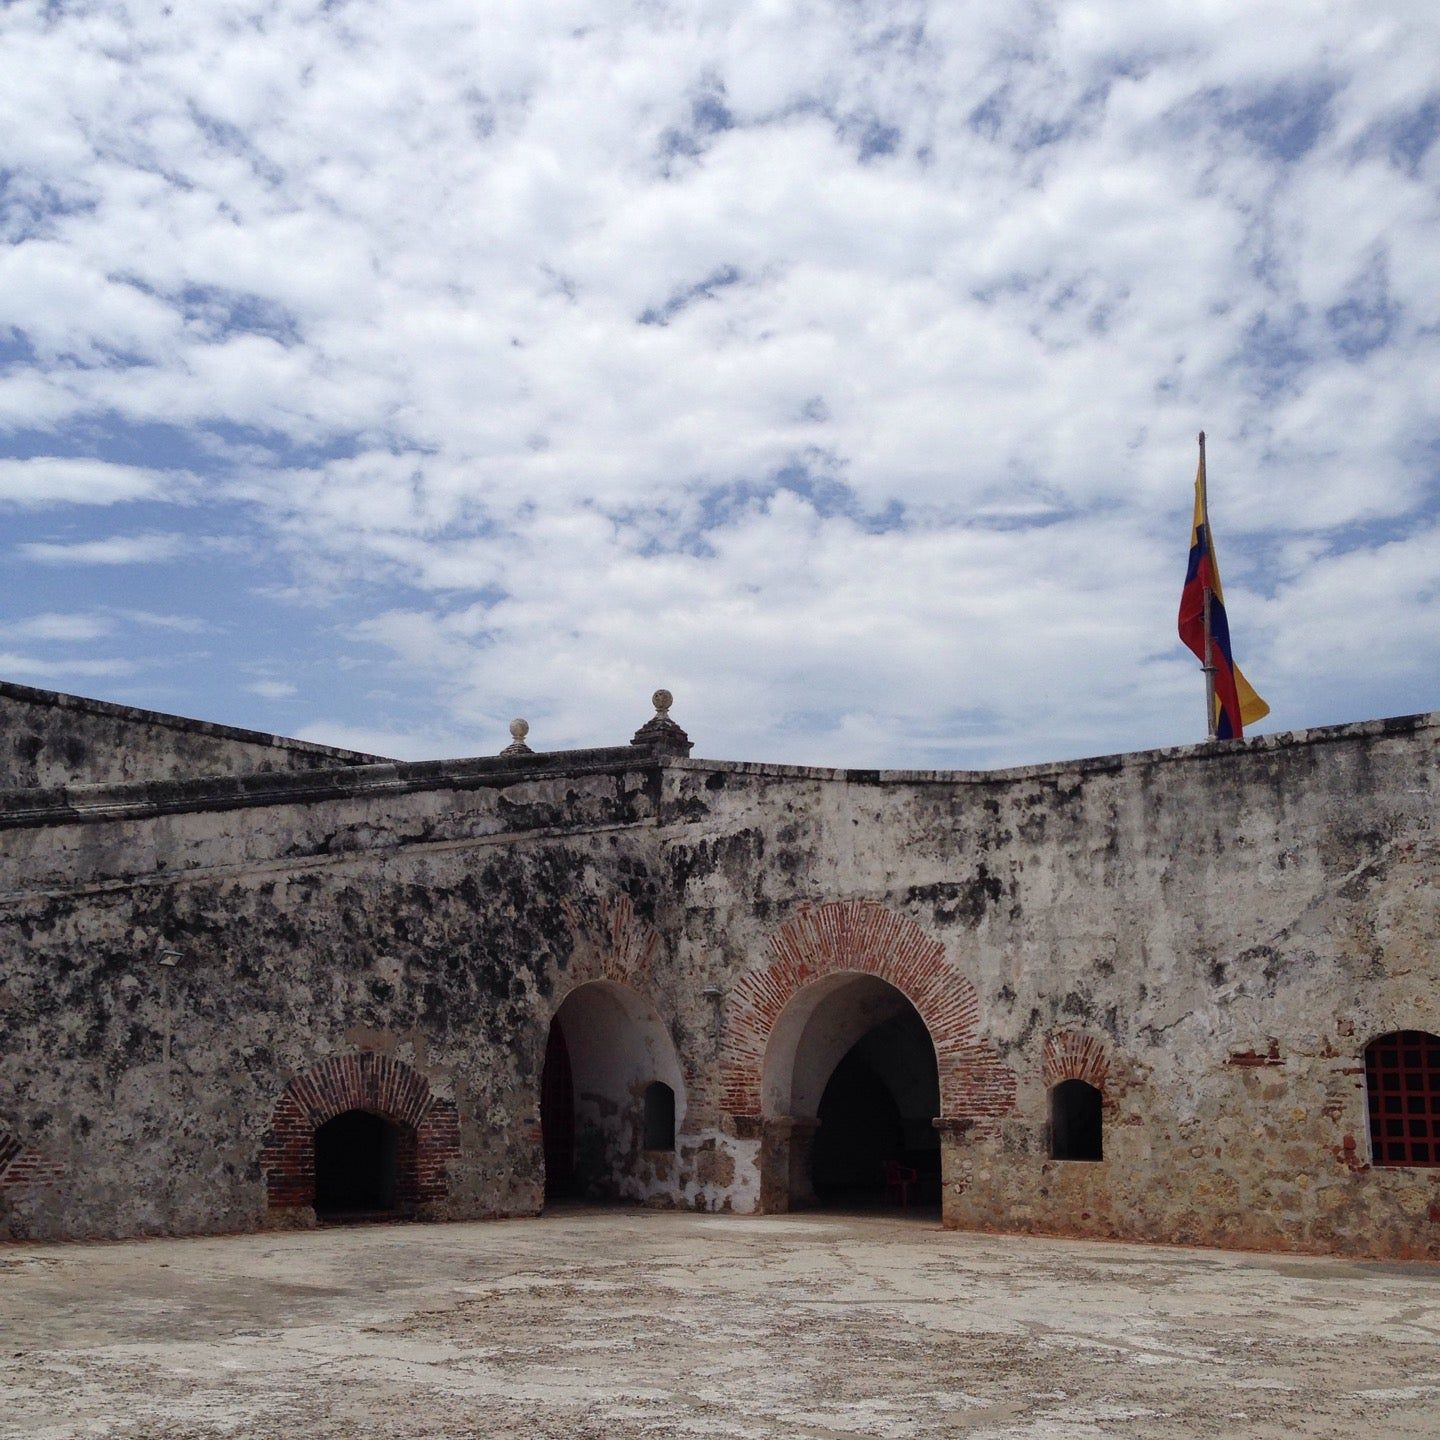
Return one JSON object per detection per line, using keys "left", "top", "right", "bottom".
{"left": 1365, "top": 1030, "right": 1440, "bottom": 1167}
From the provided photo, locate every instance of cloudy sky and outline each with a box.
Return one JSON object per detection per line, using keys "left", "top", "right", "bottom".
{"left": 1, "top": 1, "right": 1437, "bottom": 768}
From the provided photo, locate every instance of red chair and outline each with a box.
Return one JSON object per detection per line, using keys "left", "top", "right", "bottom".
{"left": 883, "top": 1160, "right": 919, "bottom": 1208}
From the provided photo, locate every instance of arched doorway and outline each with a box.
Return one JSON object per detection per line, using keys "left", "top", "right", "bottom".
{"left": 314, "top": 1110, "right": 408, "bottom": 1219}
{"left": 761, "top": 974, "right": 941, "bottom": 1213}
{"left": 260, "top": 1052, "right": 460, "bottom": 1224}
{"left": 539, "top": 980, "right": 686, "bottom": 1205}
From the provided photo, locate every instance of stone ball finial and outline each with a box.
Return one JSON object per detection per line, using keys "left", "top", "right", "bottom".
{"left": 632, "top": 687, "right": 691, "bottom": 756}
{"left": 500, "top": 716, "right": 533, "bottom": 757}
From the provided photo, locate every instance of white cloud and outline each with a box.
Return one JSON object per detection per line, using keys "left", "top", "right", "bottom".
{"left": 0, "top": 651, "right": 134, "bottom": 681}
{"left": 245, "top": 679, "right": 298, "bottom": 700}
{"left": 0, "top": 458, "right": 191, "bottom": 508}
{"left": 1, "top": 1, "right": 1438, "bottom": 763}
{"left": 110, "top": 608, "right": 213, "bottom": 634}
{"left": 0, "top": 612, "right": 116, "bottom": 643}
{"left": 17, "top": 533, "right": 190, "bottom": 565}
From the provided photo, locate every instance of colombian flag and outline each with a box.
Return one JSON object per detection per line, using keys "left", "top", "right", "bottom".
{"left": 1177, "top": 447, "right": 1269, "bottom": 740}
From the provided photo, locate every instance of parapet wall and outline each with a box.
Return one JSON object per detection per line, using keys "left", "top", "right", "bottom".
{"left": 0, "top": 680, "right": 382, "bottom": 789}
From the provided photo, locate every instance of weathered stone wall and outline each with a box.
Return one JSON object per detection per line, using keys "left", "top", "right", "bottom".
{"left": 0, "top": 680, "right": 381, "bottom": 788}
{"left": 658, "top": 715, "right": 1440, "bottom": 1260}
{"left": 1, "top": 703, "right": 1436, "bottom": 1259}
{"left": 0, "top": 748, "right": 678, "bottom": 1239}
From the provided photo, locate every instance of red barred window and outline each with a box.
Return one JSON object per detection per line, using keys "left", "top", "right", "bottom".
{"left": 1365, "top": 1031, "right": 1440, "bottom": 1167}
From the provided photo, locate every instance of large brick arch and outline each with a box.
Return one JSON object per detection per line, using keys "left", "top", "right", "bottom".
{"left": 719, "top": 900, "right": 1016, "bottom": 1124}
{"left": 260, "top": 1052, "right": 460, "bottom": 1214}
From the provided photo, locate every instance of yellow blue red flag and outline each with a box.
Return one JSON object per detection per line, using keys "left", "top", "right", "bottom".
{"left": 1177, "top": 445, "right": 1268, "bottom": 739}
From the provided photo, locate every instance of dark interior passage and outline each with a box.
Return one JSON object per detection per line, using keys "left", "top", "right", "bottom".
{"left": 1051, "top": 1079, "right": 1103, "bottom": 1161}
{"left": 314, "top": 1110, "right": 400, "bottom": 1217}
{"left": 541, "top": 1017, "right": 575, "bottom": 1199}
{"left": 812, "top": 1051, "right": 904, "bottom": 1201}
{"left": 643, "top": 1081, "right": 675, "bottom": 1150}
{"left": 809, "top": 1005, "right": 941, "bottom": 1208}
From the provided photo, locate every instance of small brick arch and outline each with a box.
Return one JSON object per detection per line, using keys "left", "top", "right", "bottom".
{"left": 0, "top": 1128, "right": 64, "bottom": 1195}
{"left": 260, "top": 1053, "right": 460, "bottom": 1214}
{"left": 719, "top": 899, "right": 1016, "bottom": 1124}
{"left": 0, "top": 1132, "right": 17, "bottom": 1179}
{"left": 554, "top": 892, "right": 695, "bottom": 1102}
{"left": 560, "top": 893, "right": 662, "bottom": 991}
{"left": 1042, "top": 1030, "right": 1110, "bottom": 1092}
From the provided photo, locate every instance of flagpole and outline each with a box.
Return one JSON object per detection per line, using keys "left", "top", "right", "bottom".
{"left": 1198, "top": 430, "right": 1217, "bottom": 740}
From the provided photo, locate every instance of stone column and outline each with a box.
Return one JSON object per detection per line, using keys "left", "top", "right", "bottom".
{"left": 785, "top": 1117, "right": 821, "bottom": 1209}
{"left": 757, "top": 1116, "right": 822, "bottom": 1212}
{"left": 933, "top": 1116, "right": 976, "bottom": 1229}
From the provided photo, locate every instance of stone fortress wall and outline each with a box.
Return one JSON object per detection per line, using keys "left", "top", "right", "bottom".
{"left": 0, "top": 680, "right": 381, "bottom": 789}
{"left": 0, "top": 684, "right": 1436, "bottom": 1260}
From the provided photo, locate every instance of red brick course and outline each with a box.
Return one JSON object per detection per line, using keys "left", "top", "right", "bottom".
{"left": 260, "top": 1053, "right": 460, "bottom": 1212}
{"left": 1227, "top": 1039, "right": 1284, "bottom": 1068}
{"left": 560, "top": 893, "right": 661, "bottom": 991}
{"left": 719, "top": 899, "right": 1016, "bottom": 1125}
{"left": 1041, "top": 1029, "right": 1111, "bottom": 1091}
{"left": 0, "top": 1130, "right": 65, "bottom": 1194}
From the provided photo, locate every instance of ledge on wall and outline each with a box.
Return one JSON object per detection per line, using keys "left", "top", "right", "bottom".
{"left": 0, "top": 675, "right": 1432, "bottom": 832}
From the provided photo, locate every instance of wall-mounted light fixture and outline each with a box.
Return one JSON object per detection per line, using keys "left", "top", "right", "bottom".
{"left": 701, "top": 984, "right": 725, "bottom": 1042}
{"left": 156, "top": 951, "right": 184, "bottom": 1080}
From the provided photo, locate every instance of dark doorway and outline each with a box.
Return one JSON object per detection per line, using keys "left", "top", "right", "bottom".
{"left": 643, "top": 1081, "right": 676, "bottom": 1151}
{"left": 812, "top": 1049, "right": 904, "bottom": 1204}
{"left": 1050, "top": 1079, "right": 1103, "bottom": 1161}
{"left": 314, "top": 1110, "right": 400, "bottom": 1218}
{"left": 541, "top": 1017, "right": 575, "bottom": 1199}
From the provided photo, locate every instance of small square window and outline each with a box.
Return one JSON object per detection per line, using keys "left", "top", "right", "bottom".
{"left": 1366, "top": 1032, "right": 1440, "bottom": 1168}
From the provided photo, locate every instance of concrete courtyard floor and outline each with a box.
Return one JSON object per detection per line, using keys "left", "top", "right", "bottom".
{"left": 3, "top": 1209, "right": 1440, "bottom": 1439}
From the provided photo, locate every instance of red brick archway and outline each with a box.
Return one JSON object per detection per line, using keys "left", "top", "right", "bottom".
{"left": 261, "top": 1053, "right": 460, "bottom": 1215}
{"left": 719, "top": 900, "right": 1016, "bottom": 1126}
